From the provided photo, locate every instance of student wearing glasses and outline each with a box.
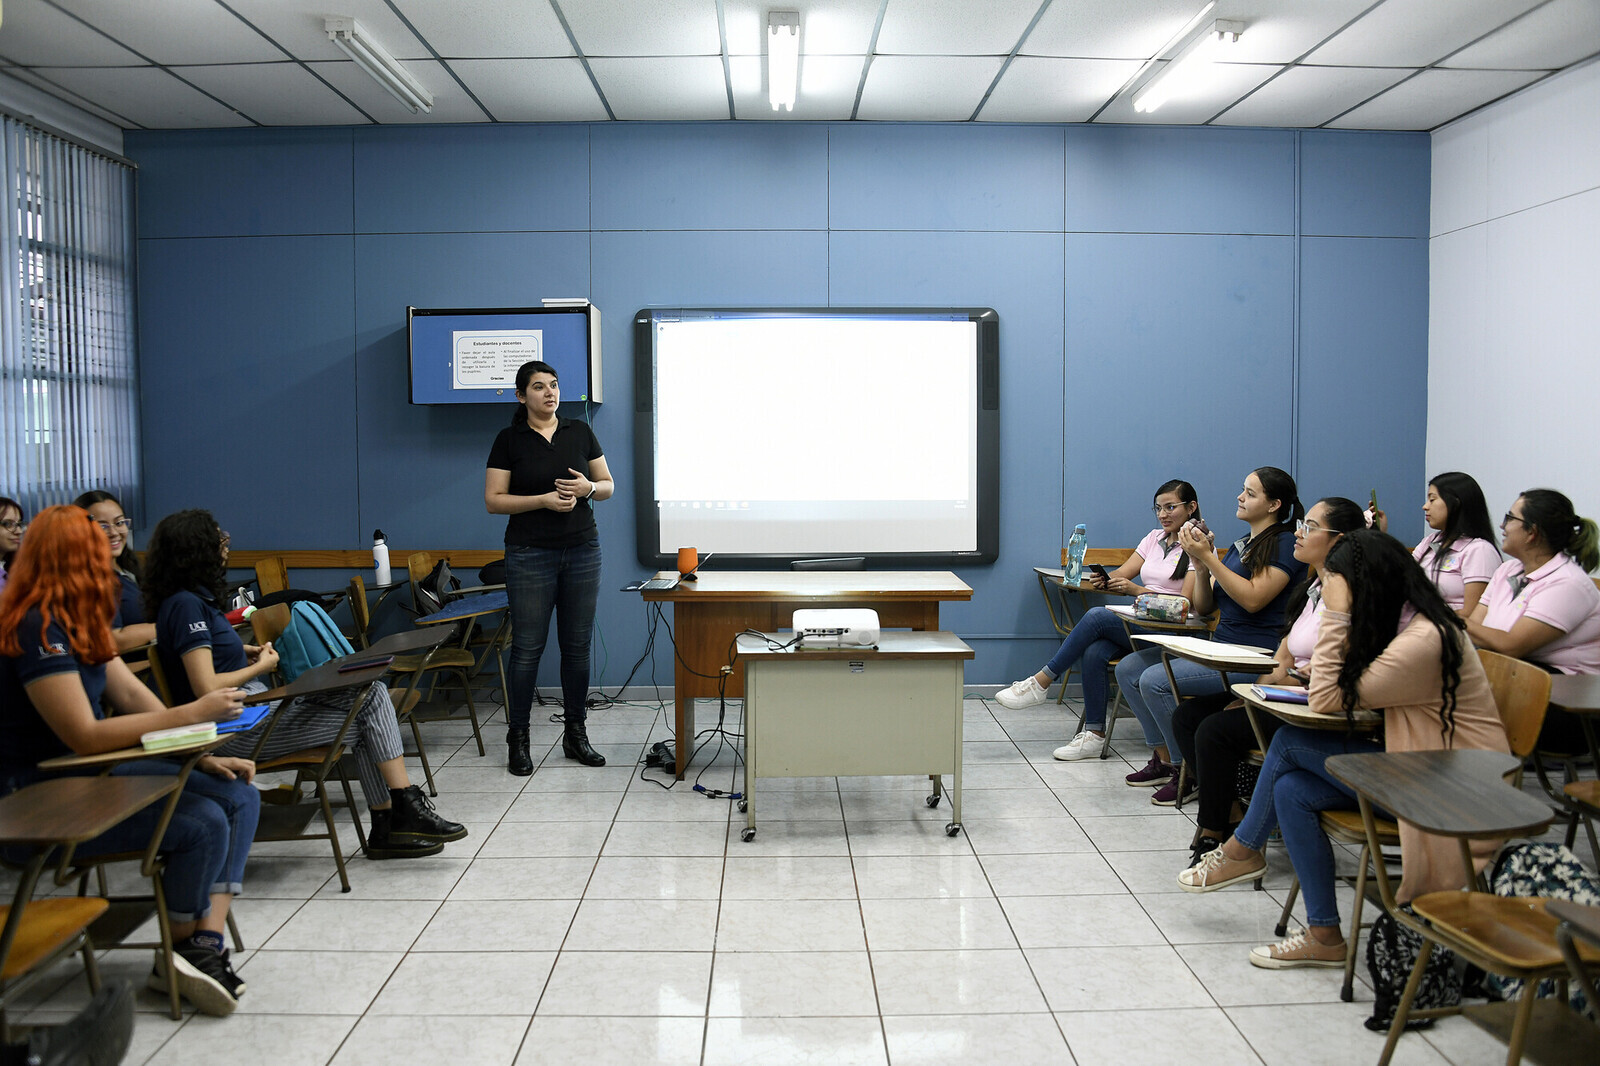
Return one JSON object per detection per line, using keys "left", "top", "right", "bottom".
{"left": 1466, "top": 488, "right": 1600, "bottom": 751}
{"left": 0, "top": 495, "right": 24, "bottom": 597}
{"left": 995, "top": 480, "right": 1200, "bottom": 761}
{"left": 74, "top": 490, "right": 154, "bottom": 652}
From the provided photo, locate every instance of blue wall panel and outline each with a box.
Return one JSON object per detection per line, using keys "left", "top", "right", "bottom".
{"left": 1295, "top": 236, "right": 1429, "bottom": 545}
{"left": 136, "top": 235, "right": 357, "bottom": 542}
{"left": 828, "top": 124, "right": 1065, "bottom": 232}
{"left": 133, "top": 128, "right": 353, "bottom": 238}
{"left": 353, "top": 125, "right": 591, "bottom": 234}
{"left": 1063, "top": 125, "right": 1296, "bottom": 235}
{"left": 1300, "top": 131, "right": 1430, "bottom": 238}
{"left": 592, "top": 124, "right": 830, "bottom": 231}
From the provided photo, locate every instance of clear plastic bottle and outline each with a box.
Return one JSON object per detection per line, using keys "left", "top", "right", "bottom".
{"left": 373, "top": 529, "right": 391, "bottom": 586}
{"left": 1065, "top": 523, "right": 1088, "bottom": 586}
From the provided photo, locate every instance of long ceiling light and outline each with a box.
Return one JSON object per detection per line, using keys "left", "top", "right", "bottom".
{"left": 1132, "top": 18, "right": 1244, "bottom": 114}
{"left": 325, "top": 17, "right": 433, "bottom": 114}
{"left": 768, "top": 11, "right": 800, "bottom": 112}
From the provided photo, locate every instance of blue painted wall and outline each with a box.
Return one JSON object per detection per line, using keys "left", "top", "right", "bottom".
{"left": 125, "top": 122, "right": 1430, "bottom": 686}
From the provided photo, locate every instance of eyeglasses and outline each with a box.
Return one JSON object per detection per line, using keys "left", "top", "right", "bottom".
{"left": 219, "top": 532, "right": 232, "bottom": 550}
{"left": 1295, "top": 519, "right": 1328, "bottom": 535}
{"left": 1502, "top": 513, "right": 1528, "bottom": 529}
{"left": 1153, "top": 503, "right": 1184, "bottom": 516}
{"left": 95, "top": 518, "right": 133, "bottom": 534}
{"left": 0, "top": 519, "right": 24, "bottom": 533}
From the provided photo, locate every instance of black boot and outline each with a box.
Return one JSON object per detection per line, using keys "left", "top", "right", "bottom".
{"left": 365, "top": 806, "right": 445, "bottom": 860}
{"left": 562, "top": 719, "right": 606, "bottom": 766}
{"left": 387, "top": 785, "right": 467, "bottom": 843}
{"left": 507, "top": 726, "right": 533, "bottom": 776}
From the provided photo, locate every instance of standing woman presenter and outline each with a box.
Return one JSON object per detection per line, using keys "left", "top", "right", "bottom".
{"left": 486, "top": 360, "right": 614, "bottom": 776}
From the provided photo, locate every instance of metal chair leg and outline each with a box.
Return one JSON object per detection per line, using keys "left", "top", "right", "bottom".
{"left": 1343, "top": 842, "right": 1372, "bottom": 1003}
{"left": 1275, "top": 876, "right": 1299, "bottom": 937}
{"left": 1379, "top": 939, "right": 1435, "bottom": 1066}
{"left": 226, "top": 908, "right": 243, "bottom": 952}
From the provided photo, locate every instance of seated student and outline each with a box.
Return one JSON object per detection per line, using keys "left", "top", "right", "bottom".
{"left": 0, "top": 506, "right": 260, "bottom": 1016}
{"left": 1409, "top": 472, "right": 1501, "bottom": 617}
{"left": 996, "top": 479, "right": 1200, "bottom": 760}
{"left": 1178, "top": 530, "right": 1511, "bottom": 968}
{"left": 1173, "top": 496, "right": 1367, "bottom": 866}
{"left": 74, "top": 490, "right": 155, "bottom": 652}
{"left": 0, "top": 495, "right": 24, "bottom": 596}
{"left": 1466, "top": 488, "right": 1600, "bottom": 752}
{"left": 143, "top": 509, "right": 468, "bottom": 859}
{"left": 1116, "top": 467, "right": 1308, "bottom": 805}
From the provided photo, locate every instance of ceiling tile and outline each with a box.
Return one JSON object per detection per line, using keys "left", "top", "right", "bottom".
{"left": 1328, "top": 68, "right": 1545, "bottom": 130}
{"left": 47, "top": 0, "right": 285, "bottom": 64}
{"left": 1445, "top": 0, "right": 1600, "bottom": 70}
{"left": 1215, "top": 0, "right": 1377, "bottom": 65}
{"left": 1094, "top": 60, "right": 1280, "bottom": 124}
{"left": 1, "top": 66, "right": 133, "bottom": 128}
{"left": 856, "top": 55, "right": 1004, "bottom": 120}
{"left": 1213, "top": 65, "right": 1414, "bottom": 128}
{"left": 312, "top": 60, "right": 489, "bottom": 124}
{"left": 976, "top": 56, "right": 1143, "bottom": 122}
{"left": 875, "top": 0, "right": 1042, "bottom": 56}
{"left": 450, "top": 59, "right": 610, "bottom": 121}
{"left": 1305, "top": 0, "right": 1545, "bottom": 67}
{"left": 728, "top": 54, "right": 864, "bottom": 120}
{"left": 227, "top": 0, "right": 432, "bottom": 61}
{"left": 391, "top": 0, "right": 574, "bottom": 58}
{"left": 33, "top": 65, "right": 252, "bottom": 128}
{"left": 560, "top": 0, "right": 723, "bottom": 57}
{"left": 0, "top": 0, "right": 144, "bottom": 65}
{"left": 176, "top": 63, "right": 370, "bottom": 127}
{"left": 723, "top": 0, "right": 882, "bottom": 56}
{"left": 1024, "top": 0, "right": 1215, "bottom": 60}
{"left": 587, "top": 56, "right": 730, "bottom": 119}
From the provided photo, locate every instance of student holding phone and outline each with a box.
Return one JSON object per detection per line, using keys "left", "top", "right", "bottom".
{"left": 995, "top": 480, "right": 1200, "bottom": 761}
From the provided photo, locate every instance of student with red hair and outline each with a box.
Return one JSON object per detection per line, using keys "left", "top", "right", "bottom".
{"left": 0, "top": 506, "right": 259, "bottom": 1016}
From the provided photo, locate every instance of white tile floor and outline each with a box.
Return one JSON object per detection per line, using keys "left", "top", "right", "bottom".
{"left": 9, "top": 696, "right": 1534, "bottom": 1065}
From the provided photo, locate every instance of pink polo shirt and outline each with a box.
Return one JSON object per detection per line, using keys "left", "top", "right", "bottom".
{"left": 1413, "top": 533, "right": 1500, "bottom": 611}
{"left": 1284, "top": 581, "right": 1325, "bottom": 670}
{"left": 1133, "top": 527, "right": 1187, "bottom": 595}
{"left": 1479, "top": 554, "right": 1600, "bottom": 674}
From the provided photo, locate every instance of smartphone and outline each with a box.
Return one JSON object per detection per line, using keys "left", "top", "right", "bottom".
{"left": 1370, "top": 489, "right": 1379, "bottom": 512}
{"left": 1088, "top": 564, "right": 1110, "bottom": 583}
{"left": 338, "top": 655, "right": 394, "bottom": 673}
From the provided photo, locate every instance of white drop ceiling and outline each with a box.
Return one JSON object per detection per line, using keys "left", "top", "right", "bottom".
{"left": 0, "top": 0, "right": 1595, "bottom": 131}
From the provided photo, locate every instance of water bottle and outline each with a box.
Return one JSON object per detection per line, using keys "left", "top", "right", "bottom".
{"left": 373, "top": 529, "right": 391, "bottom": 586}
{"left": 1065, "top": 524, "right": 1088, "bottom": 586}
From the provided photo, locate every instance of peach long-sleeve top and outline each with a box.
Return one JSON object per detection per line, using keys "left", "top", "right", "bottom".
{"left": 1307, "top": 609, "right": 1510, "bottom": 903}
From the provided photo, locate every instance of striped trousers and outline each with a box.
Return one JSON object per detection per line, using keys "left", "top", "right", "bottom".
{"left": 221, "top": 680, "right": 404, "bottom": 808}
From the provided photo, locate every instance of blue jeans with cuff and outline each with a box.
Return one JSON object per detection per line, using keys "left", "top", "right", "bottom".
{"left": 505, "top": 539, "right": 603, "bottom": 729}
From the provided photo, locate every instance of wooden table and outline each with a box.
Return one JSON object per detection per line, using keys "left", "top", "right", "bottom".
{"left": 1131, "top": 634, "right": 1278, "bottom": 746}
{"left": 734, "top": 631, "right": 974, "bottom": 841}
{"left": 1229, "top": 681, "right": 1383, "bottom": 750}
{"left": 642, "top": 572, "right": 972, "bottom": 776}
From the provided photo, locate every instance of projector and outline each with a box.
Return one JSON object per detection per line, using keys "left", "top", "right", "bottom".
{"left": 792, "top": 608, "right": 880, "bottom": 648}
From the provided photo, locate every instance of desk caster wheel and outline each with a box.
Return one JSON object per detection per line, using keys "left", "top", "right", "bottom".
{"left": 945, "top": 822, "right": 962, "bottom": 837}
{"left": 740, "top": 827, "right": 756, "bottom": 842}
{"left": 737, "top": 799, "right": 748, "bottom": 813}
{"left": 925, "top": 794, "right": 941, "bottom": 808}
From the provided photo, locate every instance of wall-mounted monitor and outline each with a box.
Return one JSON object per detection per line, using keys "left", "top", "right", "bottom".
{"left": 408, "top": 304, "right": 602, "bottom": 406}
{"left": 634, "top": 307, "right": 1000, "bottom": 569}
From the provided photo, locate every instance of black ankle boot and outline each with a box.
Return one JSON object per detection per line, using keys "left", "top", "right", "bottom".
{"left": 562, "top": 720, "right": 605, "bottom": 766}
{"left": 365, "top": 806, "right": 444, "bottom": 860}
{"left": 387, "top": 785, "right": 467, "bottom": 843}
{"left": 507, "top": 726, "right": 533, "bottom": 776}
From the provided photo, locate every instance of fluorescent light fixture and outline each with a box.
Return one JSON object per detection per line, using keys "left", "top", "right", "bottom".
{"left": 325, "top": 17, "right": 433, "bottom": 114}
{"left": 1132, "top": 19, "right": 1244, "bottom": 114}
{"left": 768, "top": 11, "right": 800, "bottom": 112}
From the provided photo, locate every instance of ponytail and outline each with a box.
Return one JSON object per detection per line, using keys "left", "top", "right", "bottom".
{"left": 1518, "top": 488, "right": 1600, "bottom": 572}
{"left": 1241, "top": 466, "right": 1303, "bottom": 577}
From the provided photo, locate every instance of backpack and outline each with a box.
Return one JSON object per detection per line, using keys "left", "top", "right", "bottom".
{"left": 1484, "top": 842, "right": 1600, "bottom": 1010}
{"left": 415, "top": 559, "right": 461, "bottom": 617}
{"left": 274, "top": 600, "right": 355, "bottom": 683}
{"left": 1364, "top": 905, "right": 1461, "bottom": 1032}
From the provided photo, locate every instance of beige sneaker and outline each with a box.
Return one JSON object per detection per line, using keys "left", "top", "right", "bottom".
{"left": 1177, "top": 846, "right": 1266, "bottom": 892}
{"left": 1249, "top": 929, "right": 1346, "bottom": 969}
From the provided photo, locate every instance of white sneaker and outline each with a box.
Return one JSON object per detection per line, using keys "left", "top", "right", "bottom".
{"left": 995, "top": 676, "right": 1047, "bottom": 709}
{"left": 1053, "top": 731, "right": 1106, "bottom": 761}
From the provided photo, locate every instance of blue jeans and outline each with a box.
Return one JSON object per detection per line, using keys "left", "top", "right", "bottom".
{"left": 1114, "top": 647, "right": 1229, "bottom": 764}
{"left": 505, "top": 540, "right": 602, "bottom": 728}
{"left": 1042, "top": 607, "right": 1139, "bottom": 730}
{"left": 1234, "top": 726, "right": 1384, "bottom": 930}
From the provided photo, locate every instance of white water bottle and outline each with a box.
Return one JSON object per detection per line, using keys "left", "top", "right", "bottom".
{"left": 373, "top": 529, "right": 391, "bottom": 586}
{"left": 1065, "top": 524, "right": 1088, "bottom": 586}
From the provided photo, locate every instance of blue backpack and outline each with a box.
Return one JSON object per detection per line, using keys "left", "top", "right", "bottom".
{"left": 274, "top": 600, "right": 355, "bottom": 683}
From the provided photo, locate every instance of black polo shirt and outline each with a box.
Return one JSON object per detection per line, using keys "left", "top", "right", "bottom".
{"left": 0, "top": 610, "right": 106, "bottom": 782}
{"left": 487, "top": 417, "right": 604, "bottom": 548}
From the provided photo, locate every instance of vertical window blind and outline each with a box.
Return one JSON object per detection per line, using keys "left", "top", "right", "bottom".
{"left": 0, "top": 114, "right": 140, "bottom": 521}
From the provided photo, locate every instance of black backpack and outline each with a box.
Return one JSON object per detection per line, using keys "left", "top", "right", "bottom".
{"left": 1364, "top": 905, "right": 1461, "bottom": 1032}
{"left": 414, "top": 559, "right": 461, "bottom": 616}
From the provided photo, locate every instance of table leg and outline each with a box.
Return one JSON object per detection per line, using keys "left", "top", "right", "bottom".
{"left": 674, "top": 673, "right": 695, "bottom": 779}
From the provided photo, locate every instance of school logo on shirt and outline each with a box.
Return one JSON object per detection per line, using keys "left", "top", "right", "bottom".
{"left": 188, "top": 621, "right": 209, "bottom": 634}
{"left": 40, "top": 642, "right": 68, "bottom": 658}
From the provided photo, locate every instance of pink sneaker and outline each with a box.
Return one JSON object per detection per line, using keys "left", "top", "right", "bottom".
{"left": 1125, "top": 755, "right": 1174, "bottom": 787}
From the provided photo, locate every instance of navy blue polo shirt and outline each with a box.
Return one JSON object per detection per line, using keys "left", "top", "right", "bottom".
{"left": 487, "top": 417, "right": 604, "bottom": 549}
{"left": 155, "top": 588, "right": 246, "bottom": 705}
{"left": 112, "top": 570, "right": 143, "bottom": 628}
{"left": 1213, "top": 529, "right": 1308, "bottom": 650}
{"left": 0, "top": 610, "right": 106, "bottom": 780}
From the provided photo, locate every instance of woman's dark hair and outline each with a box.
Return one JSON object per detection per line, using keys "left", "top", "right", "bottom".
{"left": 1517, "top": 488, "right": 1600, "bottom": 572}
{"left": 510, "top": 360, "right": 560, "bottom": 425}
{"left": 1154, "top": 479, "right": 1201, "bottom": 580}
{"left": 0, "top": 495, "right": 22, "bottom": 566}
{"left": 142, "top": 509, "right": 228, "bottom": 620}
{"left": 1239, "top": 466, "right": 1305, "bottom": 577}
{"left": 73, "top": 489, "right": 140, "bottom": 582}
{"left": 1279, "top": 496, "right": 1367, "bottom": 636}
{"left": 1427, "top": 472, "right": 1498, "bottom": 573}
{"left": 1322, "top": 529, "right": 1466, "bottom": 739}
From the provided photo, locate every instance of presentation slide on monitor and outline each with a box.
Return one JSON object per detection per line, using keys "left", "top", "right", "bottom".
{"left": 451, "top": 330, "right": 543, "bottom": 389}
